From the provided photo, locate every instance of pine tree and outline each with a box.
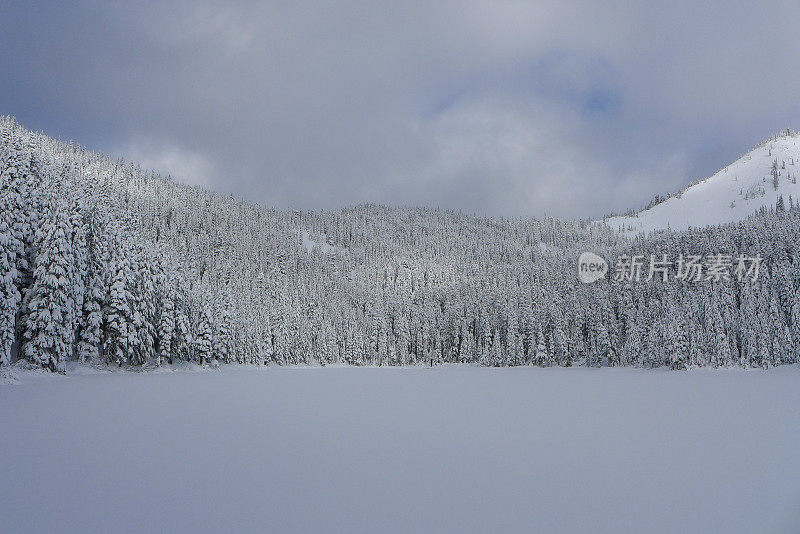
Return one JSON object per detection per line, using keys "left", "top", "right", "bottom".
{"left": 174, "top": 306, "right": 192, "bottom": 362}
{"left": 76, "top": 209, "right": 106, "bottom": 363}
{"left": 195, "top": 309, "right": 213, "bottom": 365}
{"left": 260, "top": 311, "right": 274, "bottom": 364}
{"left": 594, "top": 322, "right": 612, "bottom": 368}
{"left": 551, "top": 312, "right": 568, "bottom": 366}
{"left": 126, "top": 255, "right": 155, "bottom": 366}
{"left": 272, "top": 305, "right": 289, "bottom": 365}
{"left": 772, "top": 159, "right": 780, "bottom": 190}
{"left": 507, "top": 311, "right": 523, "bottom": 366}
{"left": 708, "top": 305, "right": 731, "bottom": 368}
{"left": 0, "top": 207, "right": 21, "bottom": 365}
{"left": 103, "top": 256, "right": 134, "bottom": 366}
{"left": 157, "top": 292, "right": 175, "bottom": 366}
{"left": 68, "top": 198, "right": 88, "bottom": 343}
{"left": 215, "top": 292, "right": 233, "bottom": 363}
{"left": 668, "top": 318, "right": 689, "bottom": 370}
{"left": 1, "top": 135, "right": 40, "bottom": 290}
{"left": 394, "top": 313, "right": 410, "bottom": 365}
{"left": 22, "top": 206, "right": 75, "bottom": 372}
{"left": 76, "top": 268, "right": 103, "bottom": 363}
{"left": 377, "top": 313, "right": 388, "bottom": 366}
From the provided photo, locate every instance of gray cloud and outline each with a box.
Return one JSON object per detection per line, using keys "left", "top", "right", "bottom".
{"left": 2, "top": 1, "right": 799, "bottom": 217}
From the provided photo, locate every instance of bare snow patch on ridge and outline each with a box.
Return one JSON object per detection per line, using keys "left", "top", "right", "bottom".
{"left": 301, "top": 230, "right": 339, "bottom": 254}
{"left": 605, "top": 132, "right": 800, "bottom": 235}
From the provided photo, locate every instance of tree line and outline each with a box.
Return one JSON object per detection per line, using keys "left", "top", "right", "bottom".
{"left": 2, "top": 115, "right": 800, "bottom": 372}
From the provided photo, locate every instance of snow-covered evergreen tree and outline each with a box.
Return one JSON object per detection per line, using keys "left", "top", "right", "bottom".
{"left": 102, "top": 255, "right": 134, "bottom": 366}
{"left": 195, "top": 309, "right": 213, "bottom": 365}
{"left": 22, "top": 206, "right": 75, "bottom": 372}
{"left": 76, "top": 269, "right": 103, "bottom": 363}
{"left": 157, "top": 292, "right": 175, "bottom": 366}
{"left": 215, "top": 292, "right": 233, "bottom": 364}
{"left": 0, "top": 206, "right": 20, "bottom": 365}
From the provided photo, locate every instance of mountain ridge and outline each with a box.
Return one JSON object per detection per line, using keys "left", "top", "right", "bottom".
{"left": 3, "top": 115, "right": 800, "bottom": 373}
{"left": 604, "top": 129, "right": 800, "bottom": 234}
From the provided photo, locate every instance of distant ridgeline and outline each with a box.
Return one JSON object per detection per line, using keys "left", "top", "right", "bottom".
{"left": 2, "top": 115, "right": 800, "bottom": 372}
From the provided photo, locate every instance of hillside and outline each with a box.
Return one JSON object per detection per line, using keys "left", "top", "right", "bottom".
{"left": 604, "top": 130, "right": 800, "bottom": 234}
{"left": 2, "top": 116, "right": 800, "bottom": 373}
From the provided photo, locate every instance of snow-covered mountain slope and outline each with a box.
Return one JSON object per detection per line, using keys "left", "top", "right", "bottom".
{"left": 4, "top": 115, "right": 800, "bottom": 373}
{"left": 604, "top": 131, "right": 800, "bottom": 234}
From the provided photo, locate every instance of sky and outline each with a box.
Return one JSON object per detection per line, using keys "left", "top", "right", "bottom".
{"left": 2, "top": 1, "right": 800, "bottom": 219}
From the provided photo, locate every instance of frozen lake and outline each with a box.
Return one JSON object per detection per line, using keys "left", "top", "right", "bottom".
{"left": 2, "top": 365, "right": 799, "bottom": 533}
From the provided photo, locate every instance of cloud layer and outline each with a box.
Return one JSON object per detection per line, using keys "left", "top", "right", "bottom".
{"left": 2, "top": 1, "right": 799, "bottom": 218}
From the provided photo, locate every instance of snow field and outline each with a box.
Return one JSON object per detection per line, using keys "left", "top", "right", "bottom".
{"left": 2, "top": 365, "right": 799, "bottom": 533}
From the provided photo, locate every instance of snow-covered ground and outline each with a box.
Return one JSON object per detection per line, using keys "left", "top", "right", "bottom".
{"left": 301, "top": 230, "right": 339, "bottom": 254}
{"left": 605, "top": 132, "right": 800, "bottom": 235}
{"left": 2, "top": 365, "right": 800, "bottom": 533}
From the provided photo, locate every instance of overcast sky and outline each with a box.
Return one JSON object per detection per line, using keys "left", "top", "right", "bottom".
{"left": 2, "top": 2, "right": 800, "bottom": 218}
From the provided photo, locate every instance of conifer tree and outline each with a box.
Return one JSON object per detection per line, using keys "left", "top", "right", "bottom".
{"left": 215, "top": 292, "right": 233, "bottom": 363}
{"left": 76, "top": 269, "right": 103, "bottom": 363}
{"left": 195, "top": 309, "right": 213, "bottom": 365}
{"left": 157, "top": 292, "right": 175, "bottom": 366}
{"left": 535, "top": 325, "right": 550, "bottom": 367}
{"left": 103, "top": 255, "right": 134, "bottom": 366}
{"left": 22, "top": 206, "right": 75, "bottom": 372}
{"left": 0, "top": 208, "right": 20, "bottom": 365}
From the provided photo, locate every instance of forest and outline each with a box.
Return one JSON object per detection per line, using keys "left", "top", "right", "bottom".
{"left": 2, "top": 115, "right": 800, "bottom": 372}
